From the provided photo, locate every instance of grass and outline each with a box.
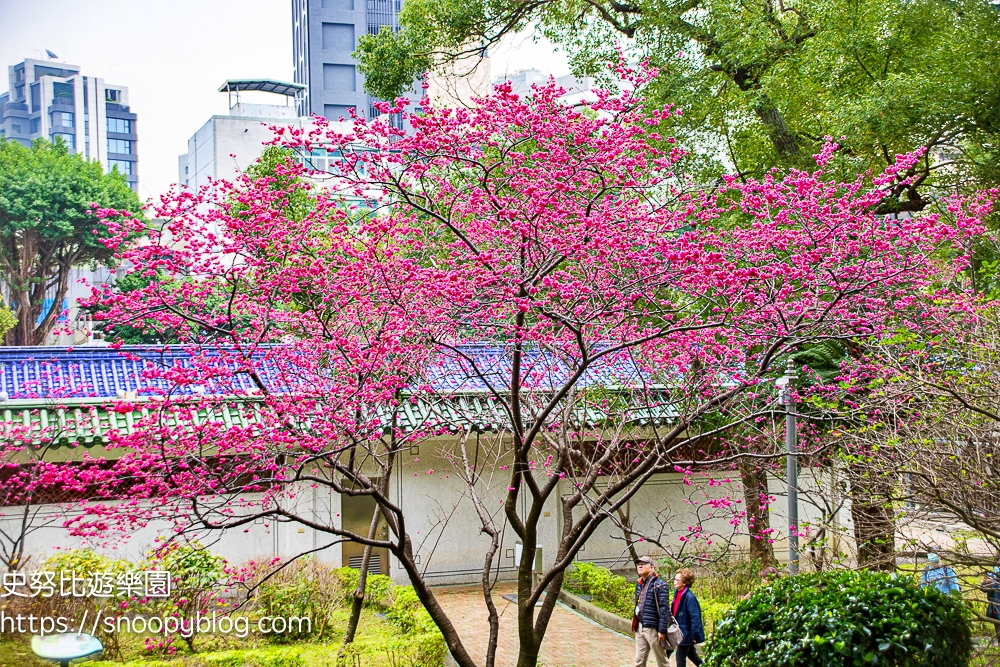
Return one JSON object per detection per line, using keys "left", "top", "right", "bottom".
{"left": 0, "top": 608, "right": 439, "bottom": 667}
{"left": 0, "top": 634, "right": 53, "bottom": 667}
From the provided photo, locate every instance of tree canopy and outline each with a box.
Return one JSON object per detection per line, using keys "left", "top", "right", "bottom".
{"left": 69, "top": 76, "right": 986, "bottom": 667}
{"left": 357, "top": 0, "right": 1000, "bottom": 213}
{"left": 0, "top": 138, "right": 142, "bottom": 345}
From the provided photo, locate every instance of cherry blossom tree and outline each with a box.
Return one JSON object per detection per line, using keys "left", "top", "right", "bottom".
{"left": 0, "top": 364, "right": 110, "bottom": 572}
{"left": 73, "top": 65, "right": 984, "bottom": 667}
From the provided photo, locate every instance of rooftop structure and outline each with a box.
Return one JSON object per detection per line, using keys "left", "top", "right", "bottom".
{"left": 219, "top": 78, "right": 307, "bottom": 98}
{"left": 178, "top": 81, "right": 317, "bottom": 192}
{"left": 0, "top": 57, "right": 139, "bottom": 191}
{"left": 0, "top": 343, "right": 703, "bottom": 583}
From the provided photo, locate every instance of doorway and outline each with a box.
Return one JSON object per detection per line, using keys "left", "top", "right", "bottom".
{"left": 341, "top": 491, "right": 390, "bottom": 575}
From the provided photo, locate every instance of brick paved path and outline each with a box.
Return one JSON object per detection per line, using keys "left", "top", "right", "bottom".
{"left": 433, "top": 584, "right": 635, "bottom": 667}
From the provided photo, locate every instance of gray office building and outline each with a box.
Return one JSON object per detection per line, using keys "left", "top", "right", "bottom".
{"left": 292, "top": 0, "right": 403, "bottom": 121}
{"left": 0, "top": 58, "right": 139, "bottom": 191}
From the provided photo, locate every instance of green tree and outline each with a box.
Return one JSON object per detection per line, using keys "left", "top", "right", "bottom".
{"left": 230, "top": 145, "right": 315, "bottom": 223}
{"left": 92, "top": 270, "right": 180, "bottom": 344}
{"left": 0, "top": 138, "right": 142, "bottom": 345}
{"left": 0, "top": 306, "right": 15, "bottom": 340}
{"left": 357, "top": 0, "right": 1000, "bottom": 213}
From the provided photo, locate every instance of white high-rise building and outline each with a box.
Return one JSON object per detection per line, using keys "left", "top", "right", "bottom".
{"left": 178, "top": 79, "right": 314, "bottom": 192}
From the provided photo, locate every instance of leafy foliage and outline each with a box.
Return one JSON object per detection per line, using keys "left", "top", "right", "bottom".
{"left": 0, "top": 137, "right": 142, "bottom": 345}
{"left": 706, "top": 569, "right": 973, "bottom": 666}
{"left": 231, "top": 147, "right": 315, "bottom": 224}
{"left": 37, "top": 548, "right": 135, "bottom": 660}
{"left": 143, "top": 542, "right": 227, "bottom": 653}
{"left": 0, "top": 306, "right": 16, "bottom": 339}
{"left": 564, "top": 561, "right": 635, "bottom": 617}
{"left": 358, "top": 0, "right": 1000, "bottom": 215}
{"left": 89, "top": 270, "right": 180, "bottom": 344}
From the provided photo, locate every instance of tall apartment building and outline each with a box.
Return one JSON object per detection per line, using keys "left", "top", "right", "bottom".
{"left": 0, "top": 58, "right": 139, "bottom": 191}
{"left": 292, "top": 0, "right": 403, "bottom": 121}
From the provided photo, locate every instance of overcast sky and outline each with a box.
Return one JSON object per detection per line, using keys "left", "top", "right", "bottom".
{"left": 0, "top": 0, "right": 568, "bottom": 201}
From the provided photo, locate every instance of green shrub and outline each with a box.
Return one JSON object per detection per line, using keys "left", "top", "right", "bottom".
{"left": 698, "top": 598, "right": 733, "bottom": 635}
{"left": 564, "top": 561, "right": 635, "bottom": 618}
{"left": 680, "top": 552, "right": 763, "bottom": 603}
{"left": 85, "top": 646, "right": 305, "bottom": 667}
{"left": 332, "top": 567, "right": 393, "bottom": 607}
{"left": 386, "top": 586, "right": 437, "bottom": 635}
{"left": 706, "top": 569, "right": 973, "bottom": 667}
{"left": 40, "top": 549, "right": 134, "bottom": 660}
{"left": 256, "top": 560, "right": 343, "bottom": 641}
{"left": 362, "top": 573, "right": 393, "bottom": 607}
{"left": 143, "top": 542, "right": 227, "bottom": 653}
{"left": 340, "top": 627, "right": 446, "bottom": 667}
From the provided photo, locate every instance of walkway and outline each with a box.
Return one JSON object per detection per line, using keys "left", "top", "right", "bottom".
{"left": 433, "top": 584, "right": 635, "bottom": 667}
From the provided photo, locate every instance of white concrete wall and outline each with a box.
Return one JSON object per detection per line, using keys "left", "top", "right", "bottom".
{"left": 1, "top": 444, "right": 853, "bottom": 583}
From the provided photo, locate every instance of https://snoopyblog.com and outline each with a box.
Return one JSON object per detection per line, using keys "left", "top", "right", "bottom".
{"left": 1, "top": 569, "right": 311, "bottom": 638}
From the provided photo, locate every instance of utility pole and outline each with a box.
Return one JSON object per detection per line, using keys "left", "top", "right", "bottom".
{"left": 777, "top": 359, "right": 799, "bottom": 574}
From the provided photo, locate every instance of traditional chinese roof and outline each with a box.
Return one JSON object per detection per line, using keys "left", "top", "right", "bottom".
{"left": 0, "top": 346, "right": 279, "bottom": 399}
{"left": 0, "top": 345, "right": 673, "bottom": 447}
{"left": 0, "top": 344, "right": 654, "bottom": 400}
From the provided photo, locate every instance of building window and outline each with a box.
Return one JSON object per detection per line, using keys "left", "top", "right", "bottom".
{"left": 322, "top": 23, "right": 355, "bottom": 50}
{"left": 53, "top": 82, "right": 74, "bottom": 103}
{"left": 108, "top": 159, "right": 132, "bottom": 175}
{"left": 322, "top": 0, "right": 354, "bottom": 8}
{"left": 107, "top": 138, "right": 131, "bottom": 154}
{"left": 30, "top": 117, "right": 40, "bottom": 134}
{"left": 51, "top": 111, "right": 74, "bottom": 128}
{"left": 107, "top": 117, "right": 131, "bottom": 134}
{"left": 324, "top": 104, "right": 355, "bottom": 120}
{"left": 323, "top": 64, "right": 356, "bottom": 91}
{"left": 12, "top": 124, "right": 21, "bottom": 134}
{"left": 105, "top": 89, "right": 120, "bottom": 103}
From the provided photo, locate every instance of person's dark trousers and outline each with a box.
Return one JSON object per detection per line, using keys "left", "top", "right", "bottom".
{"left": 675, "top": 645, "right": 702, "bottom": 667}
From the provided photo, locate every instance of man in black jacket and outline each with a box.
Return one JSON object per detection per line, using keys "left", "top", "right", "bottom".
{"left": 632, "top": 556, "right": 673, "bottom": 667}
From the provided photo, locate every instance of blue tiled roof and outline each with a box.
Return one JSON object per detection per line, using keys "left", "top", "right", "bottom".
{"left": 0, "top": 345, "right": 670, "bottom": 447}
{"left": 0, "top": 344, "right": 651, "bottom": 400}
{"left": 0, "top": 346, "right": 282, "bottom": 400}
{"left": 422, "top": 343, "right": 648, "bottom": 393}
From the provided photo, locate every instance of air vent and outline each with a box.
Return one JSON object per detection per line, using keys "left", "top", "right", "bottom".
{"left": 348, "top": 554, "right": 381, "bottom": 573}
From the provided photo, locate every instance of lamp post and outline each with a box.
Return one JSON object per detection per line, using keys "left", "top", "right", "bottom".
{"left": 776, "top": 359, "right": 799, "bottom": 574}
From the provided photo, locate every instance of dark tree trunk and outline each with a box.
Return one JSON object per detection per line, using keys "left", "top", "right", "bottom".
{"left": 728, "top": 67, "right": 802, "bottom": 162}
{"left": 617, "top": 500, "right": 640, "bottom": 563}
{"left": 739, "top": 459, "right": 776, "bottom": 566}
{"left": 752, "top": 93, "right": 801, "bottom": 161}
{"left": 341, "top": 504, "right": 384, "bottom": 651}
{"left": 393, "top": 538, "right": 479, "bottom": 667}
{"left": 850, "top": 476, "right": 896, "bottom": 571}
